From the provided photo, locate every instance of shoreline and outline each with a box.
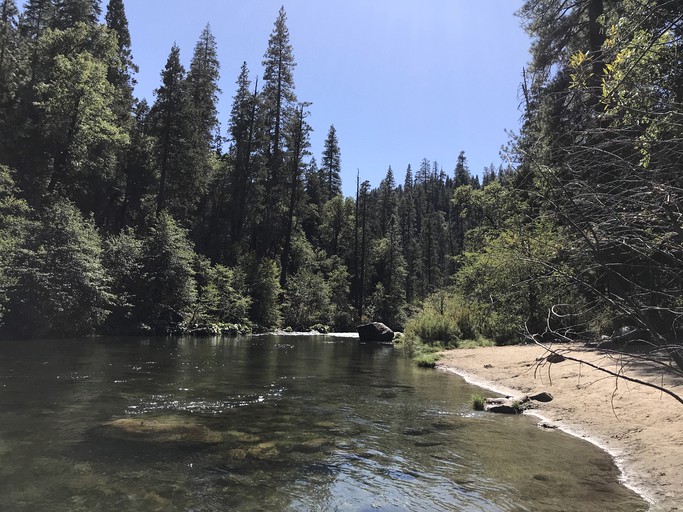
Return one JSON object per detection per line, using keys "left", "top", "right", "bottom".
{"left": 436, "top": 344, "right": 683, "bottom": 512}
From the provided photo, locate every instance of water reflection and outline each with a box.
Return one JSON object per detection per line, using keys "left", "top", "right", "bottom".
{"left": 0, "top": 336, "right": 646, "bottom": 511}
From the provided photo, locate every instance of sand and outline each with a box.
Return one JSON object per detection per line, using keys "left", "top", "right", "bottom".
{"left": 437, "top": 343, "right": 683, "bottom": 512}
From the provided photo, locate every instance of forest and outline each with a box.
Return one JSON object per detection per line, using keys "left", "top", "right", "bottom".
{"left": 0, "top": 0, "right": 681, "bottom": 370}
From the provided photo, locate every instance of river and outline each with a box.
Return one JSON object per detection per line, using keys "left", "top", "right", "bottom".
{"left": 0, "top": 335, "right": 646, "bottom": 511}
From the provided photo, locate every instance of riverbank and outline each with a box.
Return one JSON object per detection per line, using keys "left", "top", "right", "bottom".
{"left": 437, "top": 343, "right": 683, "bottom": 512}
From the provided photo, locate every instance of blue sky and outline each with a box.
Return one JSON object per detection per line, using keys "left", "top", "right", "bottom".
{"left": 125, "top": 1, "right": 531, "bottom": 197}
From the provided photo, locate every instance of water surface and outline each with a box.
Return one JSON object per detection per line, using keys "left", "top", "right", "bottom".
{"left": 0, "top": 335, "right": 647, "bottom": 511}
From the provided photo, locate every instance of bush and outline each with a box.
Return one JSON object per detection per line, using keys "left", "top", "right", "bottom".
{"left": 404, "top": 292, "right": 479, "bottom": 347}
{"left": 2, "top": 199, "right": 112, "bottom": 337}
{"left": 471, "top": 394, "right": 485, "bottom": 411}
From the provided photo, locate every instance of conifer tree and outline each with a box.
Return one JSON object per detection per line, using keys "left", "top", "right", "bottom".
{"left": 377, "top": 166, "right": 396, "bottom": 236}
{"left": 321, "top": 124, "right": 341, "bottom": 200}
{"left": 454, "top": 151, "right": 471, "bottom": 187}
{"left": 149, "top": 43, "right": 189, "bottom": 218}
{"left": 187, "top": 24, "right": 220, "bottom": 150}
{"left": 260, "top": 6, "right": 297, "bottom": 253}
{"left": 19, "top": 0, "right": 54, "bottom": 40}
{"left": 0, "top": 0, "right": 18, "bottom": 90}
{"left": 280, "top": 102, "right": 311, "bottom": 287}
{"left": 226, "top": 61, "right": 258, "bottom": 254}
{"left": 105, "top": 0, "right": 136, "bottom": 117}
{"left": 0, "top": 0, "right": 19, "bottom": 150}
{"left": 398, "top": 165, "right": 418, "bottom": 303}
{"left": 184, "top": 23, "right": 220, "bottom": 233}
{"left": 53, "top": 0, "right": 100, "bottom": 30}
{"left": 120, "top": 100, "right": 155, "bottom": 227}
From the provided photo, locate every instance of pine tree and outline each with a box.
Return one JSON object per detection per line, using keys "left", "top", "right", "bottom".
{"left": 0, "top": 0, "right": 19, "bottom": 149}
{"left": 120, "top": 100, "right": 155, "bottom": 227}
{"left": 260, "top": 6, "right": 297, "bottom": 254}
{"left": 280, "top": 102, "right": 311, "bottom": 287}
{"left": 149, "top": 44, "right": 189, "bottom": 218}
{"left": 19, "top": 0, "right": 54, "bottom": 40}
{"left": 398, "top": 164, "right": 418, "bottom": 303}
{"left": 0, "top": 0, "right": 18, "bottom": 89}
{"left": 187, "top": 24, "right": 220, "bottom": 151}
{"left": 226, "top": 61, "right": 258, "bottom": 254}
{"left": 377, "top": 166, "right": 396, "bottom": 236}
{"left": 321, "top": 124, "right": 341, "bottom": 200}
{"left": 454, "top": 151, "right": 471, "bottom": 187}
{"left": 105, "top": 0, "right": 136, "bottom": 117}
{"left": 53, "top": 0, "right": 100, "bottom": 30}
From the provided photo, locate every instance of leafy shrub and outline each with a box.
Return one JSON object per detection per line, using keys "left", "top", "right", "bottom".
{"left": 404, "top": 292, "right": 479, "bottom": 347}
{"left": 3, "top": 199, "right": 112, "bottom": 337}
{"left": 471, "top": 394, "right": 485, "bottom": 411}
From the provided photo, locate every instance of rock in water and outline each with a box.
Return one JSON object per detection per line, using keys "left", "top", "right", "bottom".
{"left": 357, "top": 322, "right": 395, "bottom": 343}
{"left": 97, "top": 416, "right": 223, "bottom": 445}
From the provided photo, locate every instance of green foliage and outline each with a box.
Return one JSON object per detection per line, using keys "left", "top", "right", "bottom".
{"left": 404, "top": 292, "right": 482, "bottom": 347}
{"left": 2, "top": 198, "right": 112, "bottom": 337}
{"left": 137, "top": 212, "right": 197, "bottom": 331}
{"left": 471, "top": 394, "right": 485, "bottom": 411}
{"left": 193, "top": 257, "right": 252, "bottom": 325}
{"left": 101, "top": 227, "right": 143, "bottom": 331}
{"left": 455, "top": 219, "right": 577, "bottom": 344}
{"left": 400, "top": 333, "right": 442, "bottom": 367}
{"left": 245, "top": 257, "right": 283, "bottom": 329}
{"left": 283, "top": 267, "right": 331, "bottom": 331}
{"left": 33, "top": 23, "right": 128, "bottom": 202}
{"left": 0, "top": 165, "right": 34, "bottom": 322}
{"left": 414, "top": 352, "right": 439, "bottom": 368}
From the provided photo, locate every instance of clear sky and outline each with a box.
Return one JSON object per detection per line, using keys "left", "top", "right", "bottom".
{"left": 125, "top": 1, "right": 531, "bottom": 197}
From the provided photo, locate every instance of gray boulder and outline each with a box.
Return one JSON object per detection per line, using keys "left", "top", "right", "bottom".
{"left": 357, "top": 322, "right": 395, "bottom": 343}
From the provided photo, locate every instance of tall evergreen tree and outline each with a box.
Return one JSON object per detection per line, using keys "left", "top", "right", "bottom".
{"left": 53, "top": 0, "right": 100, "bottom": 30}
{"left": 259, "top": 5, "right": 297, "bottom": 254}
{"left": 377, "top": 166, "right": 396, "bottom": 236}
{"left": 105, "top": 0, "right": 136, "bottom": 115}
{"left": 0, "top": 0, "right": 18, "bottom": 90}
{"left": 19, "top": 0, "right": 53, "bottom": 40}
{"left": 226, "top": 61, "right": 258, "bottom": 256}
{"left": 149, "top": 43, "right": 189, "bottom": 218}
{"left": 187, "top": 23, "right": 220, "bottom": 150}
{"left": 321, "top": 124, "right": 341, "bottom": 200}
{"left": 0, "top": 0, "right": 19, "bottom": 147}
{"left": 280, "top": 102, "right": 311, "bottom": 287}
{"left": 454, "top": 151, "right": 471, "bottom": 187}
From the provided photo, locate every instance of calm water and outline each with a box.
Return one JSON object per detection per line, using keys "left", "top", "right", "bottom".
{"left": 0, "top": 335, "right": 646, "bottom": 511}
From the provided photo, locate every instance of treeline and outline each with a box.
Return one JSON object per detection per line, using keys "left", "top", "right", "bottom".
{"left": 1, "top": 0, "right": 681, "bottom": 371}
{"left": 0, "top": 0, "right": 508, "bottom": 337}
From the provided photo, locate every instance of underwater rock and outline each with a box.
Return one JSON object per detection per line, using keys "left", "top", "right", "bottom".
{"left": 98, "top": 416, "right": 223, "bottom": 445}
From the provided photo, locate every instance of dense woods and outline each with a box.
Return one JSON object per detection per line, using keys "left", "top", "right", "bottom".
{"left": 0, "top": 1, "right": 681, "bottom": 370}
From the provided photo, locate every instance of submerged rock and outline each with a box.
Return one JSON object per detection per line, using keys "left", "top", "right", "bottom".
{"left": 357, "top": 322, "right": 395, "bottom": 343}
{"left": 98, "top": 416, "right": 223, "bottom": 445}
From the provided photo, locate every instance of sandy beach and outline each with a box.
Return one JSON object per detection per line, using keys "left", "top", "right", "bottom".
{"left": 437, "top": 343, "right": 683, "bottom": 512}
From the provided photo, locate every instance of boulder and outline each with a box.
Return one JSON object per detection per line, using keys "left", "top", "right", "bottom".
{"left": 357, "top": 322, "right": 395, "bottom": 343}
{"left": 529, "top": 391, "right": 554, "bottom": 403}
{"left": 483, "top": 396, "right": 529, "bottom": 414}
{"left": 97, "top": 416, "right": 222, "bottom": 445}
{"left": 546, "top": 353, "right": 566, "bottom": 364}
{"left": 611, "top": 326, "right": 649, "bottom": 344}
